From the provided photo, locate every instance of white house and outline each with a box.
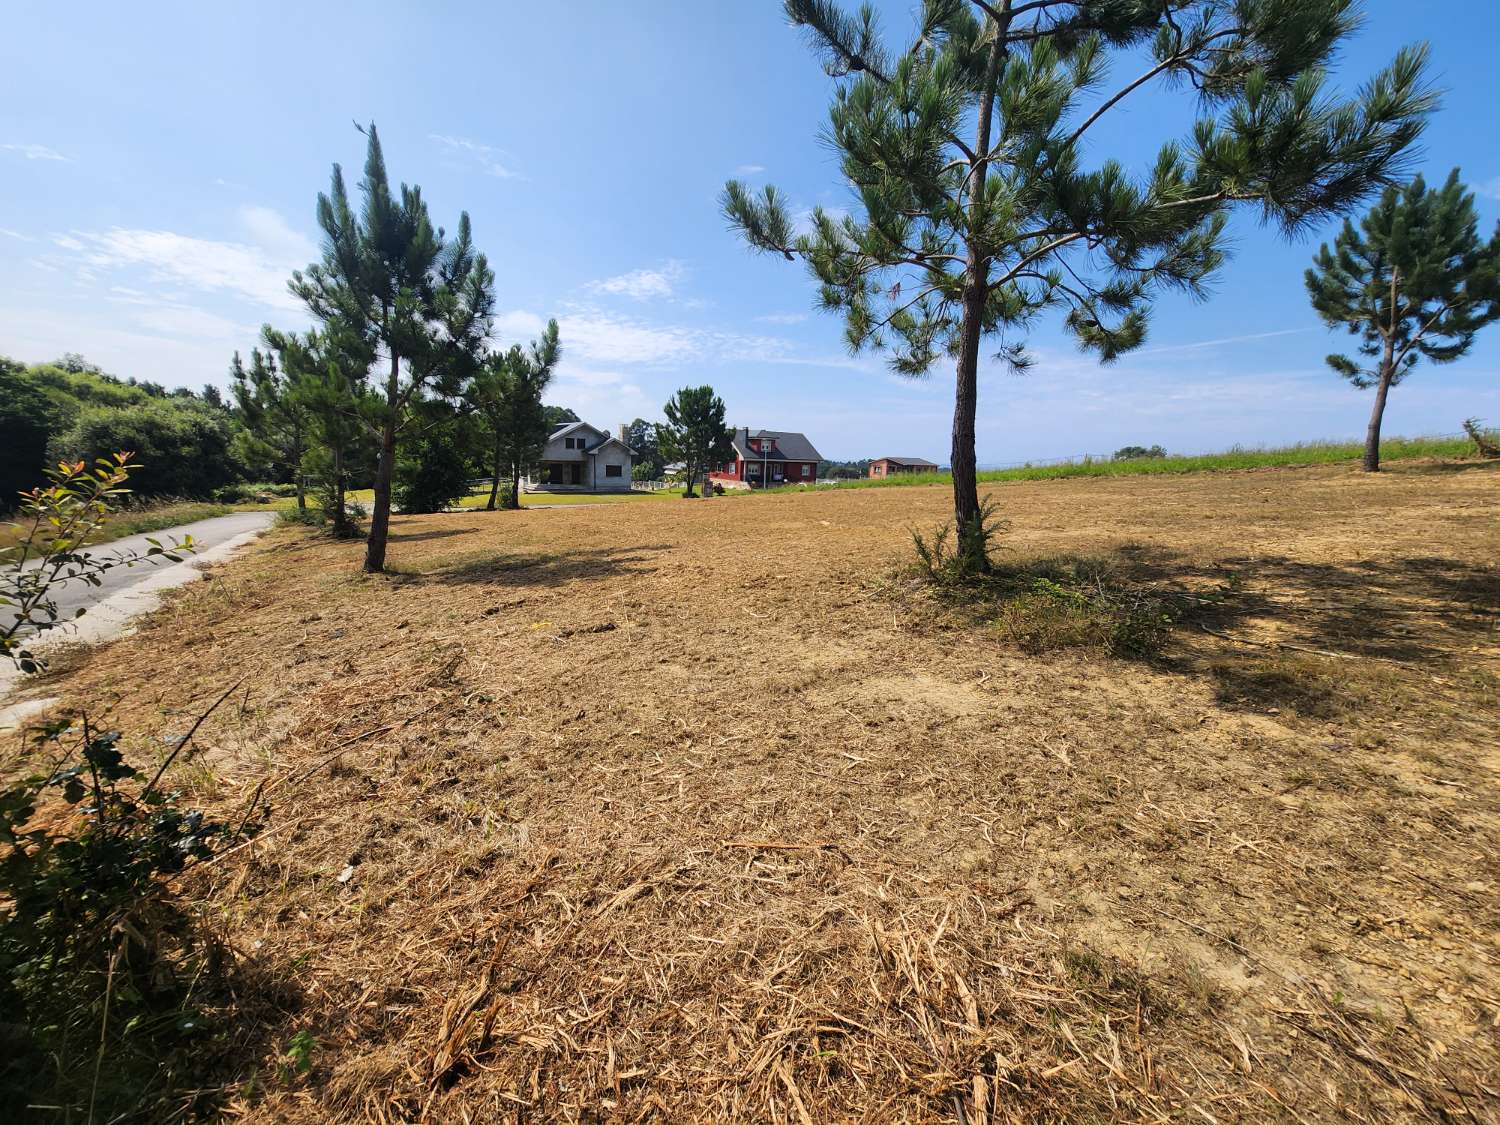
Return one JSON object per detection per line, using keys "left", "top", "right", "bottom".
{"left": 525, "top": 421, "right": 636, "bottom": 492}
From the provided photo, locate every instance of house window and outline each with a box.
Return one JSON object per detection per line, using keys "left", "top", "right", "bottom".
{"left": 802, "top": 464, "right": 812, "bottom": 478}
{"left": 605, "top": 464, "right": 622, "bottom": 478}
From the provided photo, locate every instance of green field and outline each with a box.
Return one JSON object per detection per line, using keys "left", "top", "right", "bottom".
{"left": 768, "top": 434, "right": 1486, "bottom": 494}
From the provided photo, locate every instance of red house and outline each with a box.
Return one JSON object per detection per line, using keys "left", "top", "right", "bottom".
{"left": 710, "top": 428, "right": 823, "bottom": 488}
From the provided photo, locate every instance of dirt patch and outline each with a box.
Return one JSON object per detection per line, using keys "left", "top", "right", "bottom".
{"left": 10, "top": 460, "right": 1499, "bottom": 1122}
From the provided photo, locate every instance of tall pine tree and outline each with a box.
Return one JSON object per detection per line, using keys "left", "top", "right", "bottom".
{"left": 292, "top": 124, "right": 494, "bottom": 571}
{"left": 1306, "top": 169, "right": 1500, "bottom": 471}
{"left": 724, "top": 0, "right": 1434, "bottom": 568}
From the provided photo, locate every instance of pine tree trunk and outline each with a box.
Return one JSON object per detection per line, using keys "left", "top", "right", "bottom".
{"left": 1363, "top": 345, "right": 1396, "bottom": 473}
{"left": 487, "top": 440, "right": 502, "bottom": 511}
{"left": 331, "top": 445, "right": 347, "bottom": 537}
{"left": 503, "top": 457, "right": 522, "bottom": 510}
{"left": 295, "top": 430, "right": 307, "bottom": 509}
{"left": 950, "top": 8, "right": 1008, "bottom": 570}
{"left": 364, "top": 351, "right": 400, "bottom": 573}
{"left": 952, "top": 281, "right": 985, "bottom": 553}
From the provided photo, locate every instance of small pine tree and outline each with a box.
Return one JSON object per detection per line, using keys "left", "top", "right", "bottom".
{"left": 230, "top": 345, "right": 309, "bottom": 507}
{"left": 724, "top": 0, "right": 1434, "bottom": 568}
{"left": 265, "top": 322, "right": 378, "bottom": 536}
{"left": 658, "top": 386, "right": 734, "bottom": 498}
{"left": 1306, "top": 169, "right": 1500, "bottom": 471}
{"left": 292, "top": 124, "right": 494, "bottom": 571}
{"left": 469, "top": 320, "right": 561, "bottom": 510}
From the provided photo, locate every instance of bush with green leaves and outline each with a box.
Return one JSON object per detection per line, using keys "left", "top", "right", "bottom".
{"left": 1113, "top": 445, "right": 1167, "bottom": 461}
{"left": 50, "top": 399, "right": 240, "bottom": 499}
{"left": 1, "top": 455, "right": 261, "bottom": 1119}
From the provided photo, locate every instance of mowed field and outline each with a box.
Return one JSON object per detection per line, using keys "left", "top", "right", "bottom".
{"left": 19, "top": 460, "right": 1499, "bottom": 1122}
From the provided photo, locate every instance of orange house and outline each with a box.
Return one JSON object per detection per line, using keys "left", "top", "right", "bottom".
{"left": 869, "top": 457, "right": 940, "bottom": 478}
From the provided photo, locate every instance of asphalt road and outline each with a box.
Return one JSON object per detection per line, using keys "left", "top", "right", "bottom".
{"left": 6, "top": 511, "right": 275, "bottom": 636}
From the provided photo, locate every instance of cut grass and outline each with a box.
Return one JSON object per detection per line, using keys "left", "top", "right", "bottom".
{"left": 15, "top": 459, "right": 1498, "bottom": 1122}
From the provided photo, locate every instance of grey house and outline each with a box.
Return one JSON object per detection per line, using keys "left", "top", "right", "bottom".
{"left": 525, "top": 422, "right": 636, "bottom": 492}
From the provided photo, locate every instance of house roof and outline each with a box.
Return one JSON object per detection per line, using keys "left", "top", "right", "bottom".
{"left": 547, "top": 421, "right": 634, "bottom": 456}
{"left": 550, "top": 421, "right": 603, "bottom": 442}
{"left": 731, "top": 427, "right": 823, "bottom": 463}
{"left": 876, "top": 456, "right": 939, "bottom": 467}
{"left": 587, "top": 435, "right": 636, "bottom": 456}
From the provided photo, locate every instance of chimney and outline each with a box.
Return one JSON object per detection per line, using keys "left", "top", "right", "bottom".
{"left": 618, "top": 422, "right": 627, "bottom": 442}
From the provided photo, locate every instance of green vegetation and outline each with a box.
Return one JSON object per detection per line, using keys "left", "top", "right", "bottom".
{"left": 658, "top": 385, "right": 734, "bottom": 499}
{"left": 1, "top": 355, "right": 240, "bottom": 508}
{"left": 724, "top": 0, "right": 1434, "bottom": 569}
{"left": 1, "top": 457, "right": 258, "bottom": 1120}
{"left": 467, "top": 319, "right": 562, "bottom": 510}
{"left": 766, "top": 434, "right": 1481, "bottom": 494}
{"left": 1307, "top": 169, "right": 1500, "bottom": 471}
{"left": 289, "top": 124, "right": 496, "bottom": 572}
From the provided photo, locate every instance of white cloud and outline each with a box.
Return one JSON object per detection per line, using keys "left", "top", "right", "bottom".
{"left": 756, "top": 311, "right": 808, "bottom": 325}
{"left": 1, "top": 228, "right": 35, "bottom": 242}
{"left": 429, "top": 133, "right": 521, "bottom": 180}
{"left": 562, "top": 310, "right": 701, "bottom": 365}
{"left": 1476, "top": 177, "right": 1500, "bottom": 201}
{"left": 586, "top": 260, "right": 688, "bottom": 301}
{"left": 3, "top": 143, "right": 68, "bottom": 162}
{"left": 1133, "top": 328, "right": 1312, "bottom": 356}
{"left": 236, "top": 205, "right": 318, "bottom": 265}
{"left": 130, "top": 302, "right": 258, "bottom": 341}
{"left": 735, "top": 164, "right": 766, "bottom": 176}
{"left": 50, "top": 209, "right": 317, "bottom": 313}
{"left": 496, "top": 304, "right": 870, "bottom": 375}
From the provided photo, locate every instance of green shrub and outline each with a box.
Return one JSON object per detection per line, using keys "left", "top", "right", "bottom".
{"left": 1, "top": 456, "right": 261, "bottom": 1119}
{"left": 911, "top": 497, "right": 1005, "bottom": 582}
{"left": 50, "top": 400, "right": 240, "bottom": 499}
{"left": 213, "top": 481, "right": 299, "bottom": 504}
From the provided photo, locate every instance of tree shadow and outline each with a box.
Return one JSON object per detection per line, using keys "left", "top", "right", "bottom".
{"left": 386, "top": 526, "right": 483, "bottom": 543}
{"left": 1110, "top": 547, "right": 1498, "bottom": 667}
{"left": 946, "top": 541, "right": 1497, "bottom": 718}
{"left": 425, "top": 544, "right": 670, "bottom": 588}
{"left": 1382, "top": 458, "right": 1500, "bottom": 477}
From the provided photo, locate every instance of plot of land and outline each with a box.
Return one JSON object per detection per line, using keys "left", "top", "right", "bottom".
{"left": 13, "top": 460, "right": 1499, "bottom": 1122}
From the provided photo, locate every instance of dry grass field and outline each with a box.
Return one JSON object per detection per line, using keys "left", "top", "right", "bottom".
{"left": 11, "top": 460, "right": 1499, "bottom": 1122}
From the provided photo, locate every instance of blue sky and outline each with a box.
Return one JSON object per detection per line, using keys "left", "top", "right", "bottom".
{"left": 3, "top": 1, "right": 1497, "bottom": 465}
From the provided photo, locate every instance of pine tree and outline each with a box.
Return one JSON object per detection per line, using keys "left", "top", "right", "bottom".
{"left": 229, "top": 345, "right": 309, "bottom": 508}
{"left": 264, "top": 323, "right": 377, "bottom": 537}
{"left": 1306, "top": 169, "right": 1500, "bottom": 471}
{"left": 468, "top": 320, "right": 560, "bottom": 510}
{"left": 658, "top": 386, "right": 734, "bottom": 498}
{"left": 724, "top": 0, "right": 1434, "bottom": 568}
{"left": 291, "top": 124, "right": 495, "bottom": 571}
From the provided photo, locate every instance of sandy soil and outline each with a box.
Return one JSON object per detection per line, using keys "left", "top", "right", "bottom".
{"left": 13, "top": 460, "right": 1499, "bottom": 1122}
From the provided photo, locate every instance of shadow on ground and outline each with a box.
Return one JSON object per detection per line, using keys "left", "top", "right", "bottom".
{"left": 387, "top": 526, "right": 483, "bottom": 543}
{"left": 425, "top": 544, "right": 670, "bottom": 588}
{"left": 923, "top": 542, "right": 1497, "bottom": 720}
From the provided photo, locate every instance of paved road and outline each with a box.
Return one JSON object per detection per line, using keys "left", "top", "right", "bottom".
{"left": 7, "top": 511, "right": 275, "bottom": 635}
